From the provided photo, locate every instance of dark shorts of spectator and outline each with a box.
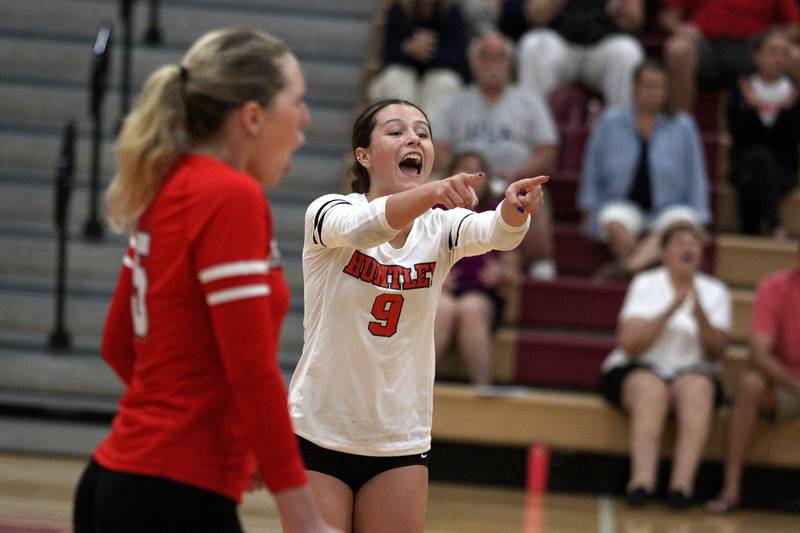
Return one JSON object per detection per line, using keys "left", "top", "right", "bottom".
{"left": 697, "top": 37, "right": 755, "bottom": 88}
{"left": 599, "top": 363, "right": 725, "bottom": 409}
{"left": 453, "top": 288, "right": 505, "bottom": 331}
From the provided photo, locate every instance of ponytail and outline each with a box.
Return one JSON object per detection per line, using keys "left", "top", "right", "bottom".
{"left": 106, "top": 65, "right": 187, "bottom": 231}
{"left": 106, "top": 28, "right": 289, "bottom": 231}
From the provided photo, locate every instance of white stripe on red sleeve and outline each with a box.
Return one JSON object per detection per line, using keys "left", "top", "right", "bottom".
{"left": 198, "top": 260, "right": 270, "bottom": 283}
{"left": 206, "top": 284, "right": 271, "bottom": 306}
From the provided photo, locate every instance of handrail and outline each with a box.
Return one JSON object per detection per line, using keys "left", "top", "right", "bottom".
{"left": 143, "top": 0, "right": 162, "bottom": 45}
{"left": 84, "top": 22, "right": 113, "bottom": 240}
{"left": 49, "top": 121, "right": 77, "bottom": 351}
{"left": 119, "top": 0, "right": 134, "bottom": 124}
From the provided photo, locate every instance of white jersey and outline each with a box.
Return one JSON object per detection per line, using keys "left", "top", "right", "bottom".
{"left": 288, "top": 193, "right": 529, "bottom": 456}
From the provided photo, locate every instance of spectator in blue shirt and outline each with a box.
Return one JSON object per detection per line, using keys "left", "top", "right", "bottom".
{"left": 578, "top": 61, "right": 709, "bottom": 278}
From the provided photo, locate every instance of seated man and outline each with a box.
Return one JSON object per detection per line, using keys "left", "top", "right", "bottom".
{"left": 431, "top": 32, "right": 559, "bottom": 278}
{"left": 705, "top": 245, "right": 800, "bottom": 513}
{"left": 660, "top": 0, "right": 800, "bottom": 113}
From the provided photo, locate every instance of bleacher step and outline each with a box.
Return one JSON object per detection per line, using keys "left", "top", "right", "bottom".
{"left": 0, "top": 233, "right": 304, "bottom": 299}
{"left": 0, "top": 181, "right": 309, "bottom": 247}
{"left": 0, "top": 288, "right": 306, "bottom": 354}
{"left": 432, "top": 383, "right": 800, "bottom": 468}
{"left": 0, "top": 0, "right": 371, "bottom": 61}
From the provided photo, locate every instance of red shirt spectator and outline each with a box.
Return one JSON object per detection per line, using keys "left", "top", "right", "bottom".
{"left": 751, "top": 265, "right": 800, "bottom": 378}
{"left": 667, "top": 0, "right": 799, "bottom": 40}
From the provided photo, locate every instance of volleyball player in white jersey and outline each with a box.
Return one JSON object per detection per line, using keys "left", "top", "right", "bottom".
{"left": 288, "top": 99, "right": 547, "bottom": 532}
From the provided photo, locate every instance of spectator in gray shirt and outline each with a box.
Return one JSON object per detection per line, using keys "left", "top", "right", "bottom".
{"left": 431, "top": 32, "right": 559, "bottom": 278}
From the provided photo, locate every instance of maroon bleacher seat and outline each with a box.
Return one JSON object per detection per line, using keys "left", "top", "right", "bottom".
{"left": 553, "top": 224, "right": 613, "bottom": 276}
{"left": 515, "top": 331, "right": 614, "bottom": 389}
{"left": 548, "top": 84, "right": 591, "bottom": 129}
{"left": 518, "top": 278, "right": 627, "bottom": 332}
{"left": 702, "top": 131, "right": 722, "bottom": 182}
{"left": 693, "top": 90, "right": 723, "bottom": 132}
{"left": 639, "top": 31, "right": 666, "bottom": 58}
{"left": 557, "top": 125, "right": 590, "bottom": 173}
{"left": 548, "top": 171, "right": 581, "bottom": 223}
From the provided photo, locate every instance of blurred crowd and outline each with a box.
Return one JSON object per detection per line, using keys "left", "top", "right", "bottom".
{"left": 365, "top": 0, "right": 800, "bottom": 510}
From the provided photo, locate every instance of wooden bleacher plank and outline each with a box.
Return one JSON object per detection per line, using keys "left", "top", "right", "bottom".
{"left": 716, "top": 184, "right": 800, "bottom": 239}
{"left": 432, "top": 383, "right": 800, "bottom": 468}
{"left": 715, "top": 235, "right": 797, "bottom": 288}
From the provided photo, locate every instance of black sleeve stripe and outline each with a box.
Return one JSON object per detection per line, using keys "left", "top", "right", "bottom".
{"left": 449, "top": 213, "right": 474, "bottom": 250}
{"left": 312, "top": 199, "right": 351, "bottom": 246}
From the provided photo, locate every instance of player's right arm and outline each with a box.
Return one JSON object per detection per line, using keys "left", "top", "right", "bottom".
{"left": 100, "top": 240, "right": 137, "bottom": 385}
{"left": 308, "top": 175, "right": 485, "bottom": 250}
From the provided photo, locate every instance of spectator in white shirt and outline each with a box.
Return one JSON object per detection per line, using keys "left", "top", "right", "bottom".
{"left": 599, "top": 220, "right": 731, "bottom": 509}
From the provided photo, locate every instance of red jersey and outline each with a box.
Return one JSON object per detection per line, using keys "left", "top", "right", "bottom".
{"left": 667, "top": 0, "right": 799, "bottom": 39}
{"left": 751, "top": 266, "right": 800, "bottom": 378}
{"left": 94, "top": 154, "right": 306, "bottom": 501}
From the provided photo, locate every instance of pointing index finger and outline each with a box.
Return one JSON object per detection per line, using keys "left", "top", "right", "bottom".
{"left": 518, "top": 175, "right": 549, "bottom": 191}
{"left": 463, "top": 172, "right": 486, "bottom": 185}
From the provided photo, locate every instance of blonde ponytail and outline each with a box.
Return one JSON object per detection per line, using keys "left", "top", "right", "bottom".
{"left": 106, "top": 65, "right": 186, "bottom": 231}
{"left": 106, "top": 28, "right": 289, "bottom": 231}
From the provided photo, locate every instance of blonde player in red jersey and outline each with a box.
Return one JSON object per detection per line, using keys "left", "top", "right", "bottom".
{"left": 72, "top": 28, "right": 338, "bottom": 533}
{"left": 288, "top": 99, "right": 548, "bottom": 532}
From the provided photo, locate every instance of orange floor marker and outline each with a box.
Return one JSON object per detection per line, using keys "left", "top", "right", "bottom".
{"left": 526, "top": 444, "right": 550, "bottom": 495}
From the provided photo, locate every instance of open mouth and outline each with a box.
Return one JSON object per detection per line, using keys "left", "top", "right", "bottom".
{"left": 399, "top": 153, "right": 423, "bottom": 176}
{"left": 681, "top": 251, "right": 695, "bottom": 264}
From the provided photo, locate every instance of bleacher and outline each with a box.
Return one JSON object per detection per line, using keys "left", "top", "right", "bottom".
{"left": 434, "top": 80, "right": 800, "bottom": 474}
{"left": 0, "top": 0, "right": 376, "bottom": 452}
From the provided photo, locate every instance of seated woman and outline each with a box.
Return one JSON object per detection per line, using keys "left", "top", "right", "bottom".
{"left": 368, "top": 0, "right": 469, "bottom": 113}
{"left": 434, "top": 152, "right": 522, "bottom": 385}
{"left": 727, "top": 29, "right": 800, "bottom": 238}
{"left": 578, "top": 61, "right": 710, "bottom": 279}
{"left": 599, "top": 220, "right": 731, "bottom": 509}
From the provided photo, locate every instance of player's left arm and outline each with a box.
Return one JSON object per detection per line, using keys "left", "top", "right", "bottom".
{"left": 447, "top": 175, "right": 547, "bottom": 262}
{"left": 196, "top": 182, "right": 307, "bottom": 493}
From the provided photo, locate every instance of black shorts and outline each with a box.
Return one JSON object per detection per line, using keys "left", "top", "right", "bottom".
{"left": 73, "top": 459, "right": 242, "bottom": 533}
{"left": 298, "top": 435, "right": 429, "bottom": 493}
{"left": 599, "top": 364, "right": 724, "bottom": 409}
{"left": 696, "top": 37, "right": 754, "bottom": 88}
{"left": 453, "top": 288, "right": 505, "bottom": 331}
